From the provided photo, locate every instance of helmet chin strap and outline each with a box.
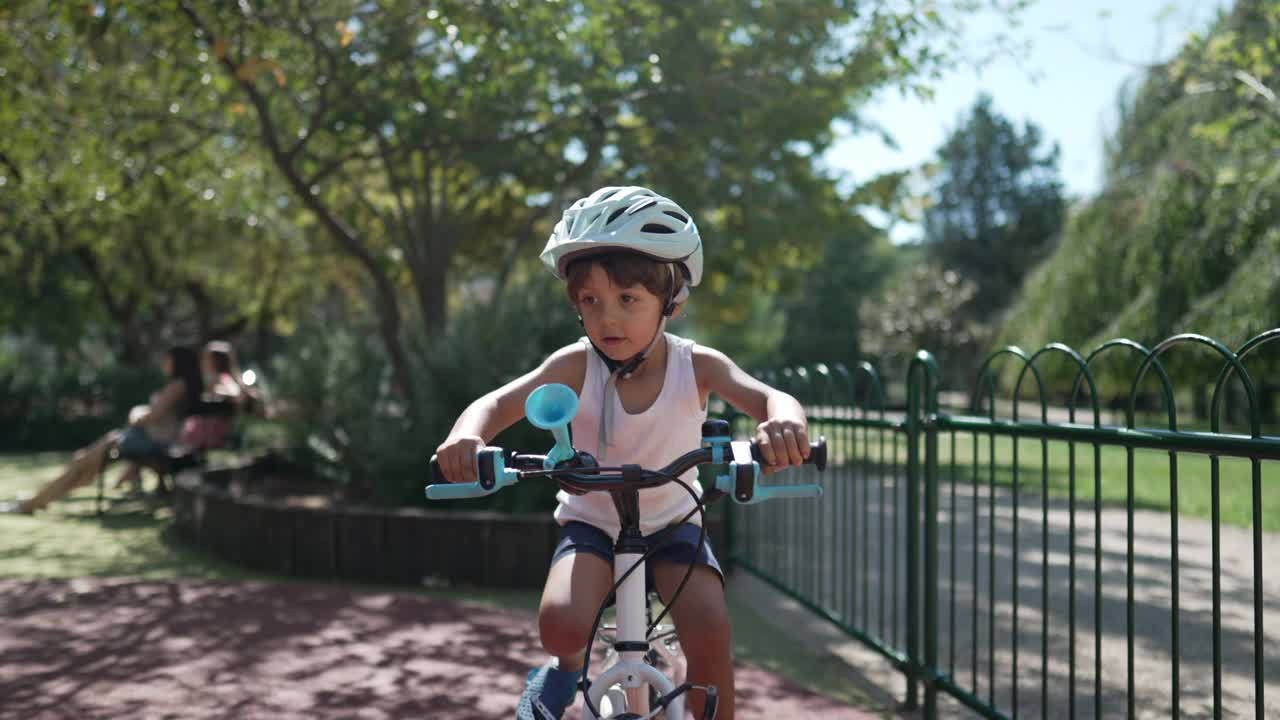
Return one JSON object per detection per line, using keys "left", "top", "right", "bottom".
{"left": 590, "top": 265, "right": 688, "bottom": 460}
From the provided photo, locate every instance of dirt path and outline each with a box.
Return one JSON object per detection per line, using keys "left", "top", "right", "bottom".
{"left": 0, "top": 577, "right": 876, "bottom": 719}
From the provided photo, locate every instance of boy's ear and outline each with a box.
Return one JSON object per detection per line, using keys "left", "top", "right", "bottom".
{"left": 668, "top": 303, "right": 684, "bottom": 320}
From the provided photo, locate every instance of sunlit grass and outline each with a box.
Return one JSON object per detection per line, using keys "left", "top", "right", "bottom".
{"left": 811, "top": 420, "right": 1279, "bottom": 531}
{"left": 0, "top": 452, "right": 265, "bottom": 580}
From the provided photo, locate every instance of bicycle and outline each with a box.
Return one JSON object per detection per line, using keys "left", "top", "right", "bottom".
{"left": 427, "top": 383, "right": 827, "bottom": 719}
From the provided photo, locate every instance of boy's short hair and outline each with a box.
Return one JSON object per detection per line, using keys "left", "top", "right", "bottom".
{"left": 564, "top": 251, "right": 686, "bottom": 305}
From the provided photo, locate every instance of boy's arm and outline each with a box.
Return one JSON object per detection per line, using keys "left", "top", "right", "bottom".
{"left": 436, "top": 343, "right": 586, "bottom": 484}
{"left": 694, "top": 347, "right": 810, "bottom": 472}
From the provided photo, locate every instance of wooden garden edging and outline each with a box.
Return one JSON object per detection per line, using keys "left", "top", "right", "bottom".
{"left": 173, "top": 464, "right": 723, "bottom": 590}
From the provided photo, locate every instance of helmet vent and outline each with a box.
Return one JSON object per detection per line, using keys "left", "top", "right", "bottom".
{"left": 664, "top": 211, "right": 688, "bottom": 223}
{"left": 628, "top": 198, "right": 659, "bottom": 215}
{"left": 606, "top": 206, "right": 628, "bottom": 225}
{"left": 641, "top": 223, "right": 676, "bottom": 234}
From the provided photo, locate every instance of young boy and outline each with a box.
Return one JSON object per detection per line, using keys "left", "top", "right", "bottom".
{"left": 435, "top": 186, "right": 811, "bottom": 720}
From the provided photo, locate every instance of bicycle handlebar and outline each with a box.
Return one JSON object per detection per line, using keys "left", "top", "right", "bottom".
{"left": 426, "top": 437, "right": 826, "bottom": 504}
{"left": 426, "top": 383, "right": 826, "bottom": 505}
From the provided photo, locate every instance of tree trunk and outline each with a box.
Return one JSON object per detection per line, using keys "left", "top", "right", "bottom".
{"left": 119, "top": 322, "right": 150, "bottom": 367}
{"left": 71, "top": 245, "right": 153, "bottom": 366}
{"left": 188, "top": 281, "right": 213, "bottom": 343}
{"left": 412, "top": 252, "right": 449, "bottom": 337}
{"left": 254, "top": 311, "right": 274, "bottom": 368}
{"left": 179, "top": 3, "right": 419, "bottom": 418}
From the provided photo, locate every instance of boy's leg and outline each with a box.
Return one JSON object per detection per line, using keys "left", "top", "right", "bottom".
{"left": 519, "top": 549, "right": 613, "bottom": 719}
{"left": 538, "top": 550, "right": 614, "bottom": 670}
{"left": 652, "top": 561, "right": 734, "bottom": 720}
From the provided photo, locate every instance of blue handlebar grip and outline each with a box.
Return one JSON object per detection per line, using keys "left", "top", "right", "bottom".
{"left": 426, "top": 448, "right": 510, "bottom": 500}
{"left": 425, "top": 482, "right": 494, "bottom": 500}
{"left": 757, "top": 484, "right": 824, "bottom": 500}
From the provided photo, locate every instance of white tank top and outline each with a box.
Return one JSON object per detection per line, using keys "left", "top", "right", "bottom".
{"left": 553, "top": 333, "right": 708, "bottom": 539}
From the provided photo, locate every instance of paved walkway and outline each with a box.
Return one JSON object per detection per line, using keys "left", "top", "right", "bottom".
{"left": 731, "top": 480, "right": 1280, "bottom": 719}
{"left": 0, "top": 577, "right": 877, "bottom": 719}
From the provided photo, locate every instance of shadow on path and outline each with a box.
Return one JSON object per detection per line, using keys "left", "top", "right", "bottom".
{"left": 0, "top": 577, "right": 875, "bottom": 719}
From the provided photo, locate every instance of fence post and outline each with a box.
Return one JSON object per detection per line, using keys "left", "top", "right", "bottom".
{"left": 907, "top": 350, "right": 941, "bottom": 717}
{"left": 905, "top": 361, "right": 921, "bottom": 711}
{"left": 919, "top": 351, "right": 942, "bottom": 718}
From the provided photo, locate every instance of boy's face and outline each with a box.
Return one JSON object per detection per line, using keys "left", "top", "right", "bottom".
{"left": 574, "top": 263, "right": 670, "bottom": 361}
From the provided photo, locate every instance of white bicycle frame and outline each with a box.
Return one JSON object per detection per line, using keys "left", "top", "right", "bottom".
{"left": 586, "top": 549, "right": 688, "bottom": 720}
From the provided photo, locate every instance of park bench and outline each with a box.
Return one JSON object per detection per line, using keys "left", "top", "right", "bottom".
{"left": 95, "top": 396, "right": 239, "bottom": 515}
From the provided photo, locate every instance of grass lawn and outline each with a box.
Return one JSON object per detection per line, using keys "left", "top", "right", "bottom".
{"left": 814, "top": 421, "right": 1280, "bottom": 531}
{"left": 0, "top": 451, "right": 875, "bottom": 711}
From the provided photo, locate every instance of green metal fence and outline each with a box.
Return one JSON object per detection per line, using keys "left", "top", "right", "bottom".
{"left": 724, "top": 330, "right": 1279, "bottom": 719}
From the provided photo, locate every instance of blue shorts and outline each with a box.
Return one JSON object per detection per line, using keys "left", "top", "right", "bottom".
{"left": 116, "top": 426, "right": 170, "bottom": 460}
{"left": 551, "top": 521, "right": 724, "bottom": 599}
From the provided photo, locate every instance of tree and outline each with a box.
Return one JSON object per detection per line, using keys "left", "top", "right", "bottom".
{"left": 166, "top": 0, "right": 1032, "bottom": 412}
{"left": 0, "top": 2, "right": 325, "bottom": 364}
{"left": 858, "top": 251, "right": 986, "bottom": 387}
{"left": 922, "top": 93, "right": 1065, "bottom": 314}
{"left": 775, "top": 218, "right": 895, "bottom": 373}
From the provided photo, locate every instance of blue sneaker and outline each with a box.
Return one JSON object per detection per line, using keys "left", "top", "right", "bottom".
{"left": 516, "top": 661, "right": 581, "bottom": 719}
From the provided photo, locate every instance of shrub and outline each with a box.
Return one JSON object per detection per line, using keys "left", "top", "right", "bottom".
{"left": 269, "top": 275, "right": 581, "bottom": 511}
{"left": 0, "top": 340, "right": 162, "bottom": 451}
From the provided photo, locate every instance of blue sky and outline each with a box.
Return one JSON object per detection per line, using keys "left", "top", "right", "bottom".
{"left": 823, "top": 0, "right": 1230, "bottom": 242}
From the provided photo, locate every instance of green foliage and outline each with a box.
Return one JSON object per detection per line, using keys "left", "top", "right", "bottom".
{"left": 0, "top": 0, "right": 1039, "bottom": 489}
{"left": 858, "top": 258, "right": 986, "bottom": 387}
{"left": 269, "top": 275, "right": 579, "bottom": 510}
{"left": 161, "top": 0, "right": 1030, "bottom": 408}
{"left": 922, "top": 94, "right": 1066, "bottom": 314}
{"left": 0, "top": 338, "right": 162, "bottom": 451}
{"left": 691, "top": 290, "right": 787, "bottom": 373}
{"left": 998, "top": 0, "right": 1280, "bottom": 387}
{"left": 0, "top": 2, "right": 337, "bottom": 363}
{"left": 772, "top": 223, "right": 896, "bottom": 373}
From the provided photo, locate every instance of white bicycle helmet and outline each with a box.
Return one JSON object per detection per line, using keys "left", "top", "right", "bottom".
{"left": 540, "top": 186, "right": 703, "bottom": 289}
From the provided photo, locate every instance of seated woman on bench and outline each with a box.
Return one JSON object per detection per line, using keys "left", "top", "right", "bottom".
{"left": 4, "top": 345, "right": 203, "bottom": 514}
{"left": 175, "top": 341, "right": 260, "bottom": 453}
